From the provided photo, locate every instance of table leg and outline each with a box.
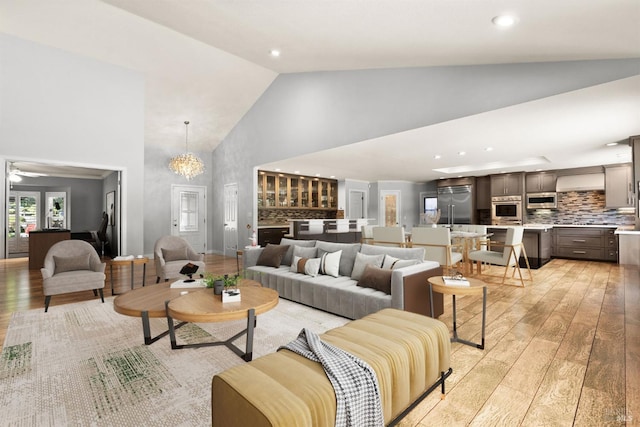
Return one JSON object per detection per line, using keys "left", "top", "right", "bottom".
{"left": 142, "top": 308, "right": 185, "bottom": 346}
{"left": 481, "top": 287, "right": 487, "bottom": 350}
{"left": 110, "top": 264, "right": 115, "bottom": 295}
{"left": 142, "top": 263, "right": 147, "bottom": 287}
{"left": 130, "top": 261, "right": 135, "bottom": 290}
{"left": 452, "top": 295, "right": 458, "bottom": 340}
{"left": 429, "top": 284, "right": 435, "bottom": 319}
{"left": 244, "top": 308, "right": 256, "bottom": 362}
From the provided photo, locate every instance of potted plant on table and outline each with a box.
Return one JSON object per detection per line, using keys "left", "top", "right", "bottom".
{"left": 204, "top": 273, "right": 240, "bottom": 296}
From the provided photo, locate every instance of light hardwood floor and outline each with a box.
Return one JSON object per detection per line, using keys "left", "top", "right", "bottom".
{"left": 1, "top": 255, "right": 637, "bottom": 426}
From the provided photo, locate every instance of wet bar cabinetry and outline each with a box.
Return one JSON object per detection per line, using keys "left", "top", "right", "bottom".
{"left": 257, "top": 170, "right": 337, "bottom": 210}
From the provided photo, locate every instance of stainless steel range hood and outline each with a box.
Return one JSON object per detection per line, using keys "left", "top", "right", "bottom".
{"left": 555, "top": 173, "right": 605, "bottom": 192}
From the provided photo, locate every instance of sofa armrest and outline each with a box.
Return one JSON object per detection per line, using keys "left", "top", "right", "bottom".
{"left": 390, "top": 261, "right": 444, "bottom": 318}
{"left": 242, "top": 247, "right": 265, "bottom": 269}
{"left": 41, "top": 267, "right": 52, "bottom": 280}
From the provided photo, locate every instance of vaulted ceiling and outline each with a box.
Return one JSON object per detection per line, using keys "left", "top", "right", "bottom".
{"left": 1, "top": 0, "right": 639, "bottom": 180}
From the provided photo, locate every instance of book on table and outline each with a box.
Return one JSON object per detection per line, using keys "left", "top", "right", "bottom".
{"left": 442, "top": 276, "right": 470, "bottom": 286}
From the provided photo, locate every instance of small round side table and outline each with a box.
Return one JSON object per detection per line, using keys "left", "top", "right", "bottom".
{"left": 428, "top": 275, "right": 487, "bottom": 350}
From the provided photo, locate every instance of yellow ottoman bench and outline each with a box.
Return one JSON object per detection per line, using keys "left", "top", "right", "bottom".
{"left": 211, "top": 308, "right": 452, "bottom": 426}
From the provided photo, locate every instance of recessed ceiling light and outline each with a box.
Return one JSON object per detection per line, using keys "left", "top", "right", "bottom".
{"left": 606, "top": 142, "right": 619, "bottom": 146}
{"left": 315, "top": 173, "right": 321, "bottom": 177}
{"left": 269, "top": 49, "right": 281, "bottom": 57}
{"left": 330, "top": 175, "right": 336, "bottom": 178}
{"left": 434, "top": 155, "right": 441, "bottom": 159}
{"left": 458, "top": 151, "right": 466, "bottom": 156}
{"left": 492, "top": 15, "right": 517, "bottom": 27}
{"left": 275, "top": 168, "right": 281, "bottom": 171}
{"left": 484, "top": 147, "right": 493, "bottom": 152}
{"left": 294, "top": 170, "right": 300, "bottom": 174}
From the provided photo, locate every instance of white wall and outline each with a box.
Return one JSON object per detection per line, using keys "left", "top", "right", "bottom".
{"left": 212, "top": 59, "right": 640, "bottom": 252}
{"left": 0, "top": 34, "right": 145, "bottom": 256}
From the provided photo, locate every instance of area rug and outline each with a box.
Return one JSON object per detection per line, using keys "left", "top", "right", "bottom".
{"left": 0, "top": 297, "right": 349, "bottom": 426}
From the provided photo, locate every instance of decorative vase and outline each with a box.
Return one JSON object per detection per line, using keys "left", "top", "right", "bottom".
{"left": 431, "top": 223, "right": 437, "bottom": 228}
{"left": 213, "top": 280, "right": 224, "bottom": 295}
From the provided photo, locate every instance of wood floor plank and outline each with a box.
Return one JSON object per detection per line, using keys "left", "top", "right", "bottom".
{"left": 469, "top": 384, "right": 532, "bottom": 427}
{"left": 500, "top": 337, "right": 560, "bottom": 397}
{"left": 520, "top": 358, "right": 586, "bottom": 426}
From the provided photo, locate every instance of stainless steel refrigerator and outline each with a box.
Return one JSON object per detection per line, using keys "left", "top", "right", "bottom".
{"left": 437, "top": 185, "right": 472, "bottom": 225}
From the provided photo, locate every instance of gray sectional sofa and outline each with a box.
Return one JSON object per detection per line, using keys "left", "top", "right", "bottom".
{"left": 243, "top": 238, "right": 444, "bottom": 319}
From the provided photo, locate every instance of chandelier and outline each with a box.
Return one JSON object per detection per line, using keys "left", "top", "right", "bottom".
{"left": 169, "top": 120, "right": 205, "bottom": 180}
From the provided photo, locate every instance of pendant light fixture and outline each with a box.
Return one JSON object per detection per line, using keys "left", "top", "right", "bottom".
{"left": 169, "top": 120, "right": 205, "bottom": 180}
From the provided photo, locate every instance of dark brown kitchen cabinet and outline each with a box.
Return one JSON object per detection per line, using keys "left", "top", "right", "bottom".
{"left": 476, "top": 176, "right": 491, "bottom": 210}
{"left": 257, "top": 227, "right": 289, "bottom": 246}
{"left": 491, "top": 173, "right": 524, "bottom": 196}
{"left": 525, "top": 172, "right": 557, "bottom": 193}
{"left": 552, "top": 227, "right": 617, "bottom": 262}
{"left": 604, "top": 164, "right": 634, "bottom": 208}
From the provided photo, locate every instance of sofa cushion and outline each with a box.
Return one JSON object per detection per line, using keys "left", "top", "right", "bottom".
{"left": 291, "top": 256, "right": 321, "bottom": 276}
{"left": 318, "top": 250, "right": 342, "bottom": 277}
{"left": 54, "top": 254, "right": 91, "bottom": 274}
{"left": 382, "top": 255, "right": 421, "bottom": 270}
{"left": 292, "top": 245, "right": 318, "bottom": 259}
{"left": 351, "top": 252, "right": 385, "bottom": 280}
{"left": 161, "top": 247, "right": 187, "bottom": 262}
{"left": 257, "top": 244, "right": 290, "bottom": 268}
{"left": 357, "top": 264, "right": 392, "bottom": 294}
{"left": 281, "top": 238, "right": 316, "bottom": 266}
{"left": 360, "top": 243, "right": 425, "bottom": 261}
{"left": 315, "top": 241, "right": 361, "bottom": 277}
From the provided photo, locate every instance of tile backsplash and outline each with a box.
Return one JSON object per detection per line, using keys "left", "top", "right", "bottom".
{"left": 259, "top": 208, "right": 337, "bottom": 225}
{"left": 525, "top": 190, "right": 635, "bottom": 225}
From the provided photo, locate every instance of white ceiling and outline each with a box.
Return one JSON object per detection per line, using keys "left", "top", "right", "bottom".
{"left": 1, "top": 0, "right": 639, "bottom": 181}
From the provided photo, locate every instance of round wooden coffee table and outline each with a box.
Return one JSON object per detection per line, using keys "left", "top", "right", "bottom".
{"left": 166, "top": 284, "right": 278, "bottom": 361}
{"left": 428, "top": 276, "right": 487, "bottom": 350}
{"left": 114, "top": 278, "right": 277, "bottom": 361}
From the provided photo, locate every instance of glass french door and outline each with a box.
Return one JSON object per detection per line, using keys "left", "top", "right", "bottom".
{"left": 8, "top": 191, "right": 40, "bottom": 254}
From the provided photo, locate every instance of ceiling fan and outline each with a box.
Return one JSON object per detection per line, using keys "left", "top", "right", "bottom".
{"left": 8, "top": 162, "right": 48, "bottom": 182}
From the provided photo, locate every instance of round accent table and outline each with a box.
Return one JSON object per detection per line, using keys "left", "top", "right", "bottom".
{"left": 428, "top": 275, "right": 487, "bottom": 350}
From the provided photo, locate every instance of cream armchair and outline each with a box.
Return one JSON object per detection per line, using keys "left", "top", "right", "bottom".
{"left": 410, "top": 227, "right": 463, "bottom": 274}
{"left": 40, "top": 240, "right": 106, "bottom": 312}
{"left": 467, "top": 226, "right": 532, "bottom": 286}
{"left": 154, "top": 235, "right": 205, "bottom": 283}
{"left": 371, "top": 226, "right": 407, "bottom": 247}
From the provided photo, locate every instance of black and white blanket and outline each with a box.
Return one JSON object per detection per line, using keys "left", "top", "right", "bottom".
{"left": 279, "top": 328, "right": 384, "bottom": 427}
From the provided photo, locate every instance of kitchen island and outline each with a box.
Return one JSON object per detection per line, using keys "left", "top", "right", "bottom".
{"left": 488, "top": 225, "right": 552, "bottom": 269}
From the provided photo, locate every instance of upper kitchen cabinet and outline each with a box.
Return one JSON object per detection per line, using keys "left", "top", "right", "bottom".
{"left": 525, "top": 172, "right": 557, "bottom": 193}
{"left": 491, "top": 173, "right": 524, "bottom": 196}
{"left": 257, "top": 170, "right": 337, "bottom": 210}
{"left": 475, "top": 176, "right": 491, "bottom": 209}
{"left": 605, "top": 164, "right": 634, "bottom": 208}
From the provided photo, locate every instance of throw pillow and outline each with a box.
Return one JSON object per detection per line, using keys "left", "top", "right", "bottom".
{"left": 281, "top": 238, "right": 316, "bottom": 265}
{"left": 291, "top": 256, "right": 321, "bottom": 277}
{"left": 162, "top": 247, "right": 188, "bottom": 262}
{"left": 256, "top": 244, "right": 290, "bottom": 268}
{"left": 350, "top": 252, "right": 385, "bottom": 280}
{"left": 357, "top": 264, "right": 392, "bottom": 295}
{"left": 54, "top": 254, "right": 91, "bottom": 274}
{"left": 314, "top": 241, "right": 361, "bottom": 277}
{"left": 292, "top": 245, "right": 318, "bottom": 259}
{"left": 382, "top": 255, "right": 421, "bottom": 270}
{"left": 318, "top": 250, "right": 342, "bottom": 277}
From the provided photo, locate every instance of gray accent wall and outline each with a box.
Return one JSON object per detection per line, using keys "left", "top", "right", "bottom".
{"left": 211, "top": 59, "right": 640, "bottom": 252}
{"left": 0, "top": 34, "right": 145, "bottom": 256}
{"left": 143, "top": 145, "right": 213, "bottom": 254}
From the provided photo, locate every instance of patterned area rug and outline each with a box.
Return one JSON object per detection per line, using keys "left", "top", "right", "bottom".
{"left": 0, "top": 297, "right": 349, "bottom": 426}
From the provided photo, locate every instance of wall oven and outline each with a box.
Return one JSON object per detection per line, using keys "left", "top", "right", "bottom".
{"left": 491, "top": 196, "right": 522, "bottom": 225}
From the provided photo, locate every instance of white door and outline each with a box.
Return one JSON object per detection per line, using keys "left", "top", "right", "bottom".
{"left": 171, "top": 185, "right": 206, "bottom": 253}
{"left": 8, "top": 191, "right": 41, "bottom": 254}
{"left": 380, "top": 190, "right": 401, "bottom": 227}
{"left": 223, "top": 183, "right": 238, "bottom": 257}
{"left": 349, "top": 190, "right": 365, "bottom": 219}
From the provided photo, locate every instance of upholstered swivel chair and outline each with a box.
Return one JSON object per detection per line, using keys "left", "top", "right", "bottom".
{"left": 410, "top": 227, "right": 463, "bottom": 274}
{"left": 41, "top": 240, "right": 106, "bottom": 312}
{"left": 154, "top": 235, "right": 205, "bottom": 283}
{"left": 467, "top": 226, "right": 532, "bottom": 286}
{"left": 371, "top": 226, "right": 407, "bottom": 247}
